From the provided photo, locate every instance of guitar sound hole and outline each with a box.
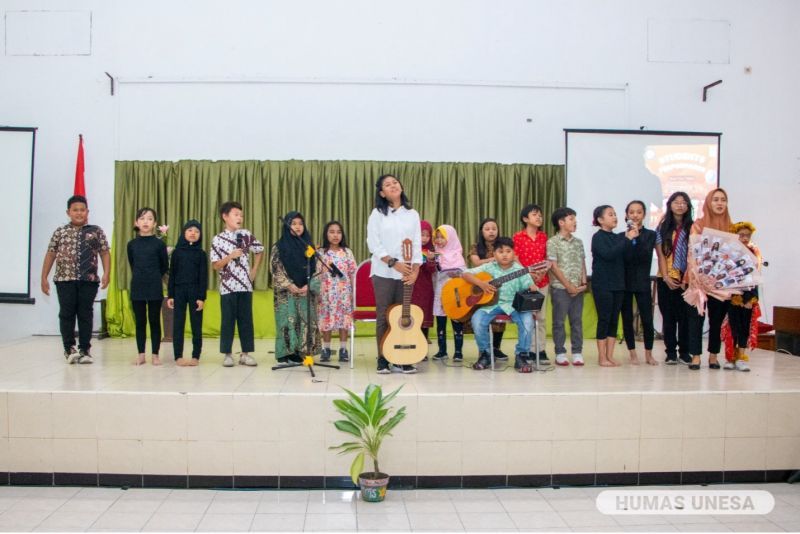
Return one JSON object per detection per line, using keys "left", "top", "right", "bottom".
{"left": 400, "top": 317, "right": 412, "bottom": 328}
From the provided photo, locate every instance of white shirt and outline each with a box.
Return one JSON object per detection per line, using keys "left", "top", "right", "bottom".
{"left": 366, "top": 206, "right": 423, "bottom": 280}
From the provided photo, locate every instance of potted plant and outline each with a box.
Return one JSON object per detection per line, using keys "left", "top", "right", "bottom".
{"left": 330, "top": 383, "right": 407, "bottom": 502}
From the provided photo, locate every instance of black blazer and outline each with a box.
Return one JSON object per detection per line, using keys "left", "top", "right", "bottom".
{"left": 621, "top": 228, "right": 656, "bottom": 292}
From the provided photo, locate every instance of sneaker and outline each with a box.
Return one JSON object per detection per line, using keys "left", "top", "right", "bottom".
{"left": 391, "top": 364, "right": 404, "bottom": 373}
{"left": 572, "top": 353, "right": 585, "bottom": 366}
{"left": 555, "top": 353, "right": 570, "bottom": 366}
{"left": 529, "top": 351, "right": 547, "bottom": 365}
{"left": 665, "top": 355, "right": 678, "bottom": 365}
{"left": 432, "top": 352, "right": 448, "bottom": 360}
{"left": 287, "top": 353, "right": 303, "bottom": 363}
{"left": 473, "top": 351, "right": 491, "bottom": 370}
{"left": 376, "top": 356, "right": 391, "bottom": 374}
{"left": 515, "top": 353, "right": 532, "bottom": 373}
{"left": 338, "top": 348, "right": 349, "bottom": 362}
{"left": 735, "top": 359, "right": 750, "bottom": 372}
{"left": 239, "top": 354, "right": 258, "bottom": 366}
{"left": 678, "top": 354, "right": 692, "bottom": 365}
{"left": 320, "top": 348, "right": 332, "bottom": 362}
{"left": 723, "top": 361, "right": 736, "bottom": 370}
{"left": 452, "top": 352, "right": 463, "bottom": 362}
{"left": 223, "top": 354, "right": 235, "bottom": 367}
{"left": 493, "top": 348, "right": 509, "bottom": 361}
{"left": 64, "top": 346, "right": 80, "bottom": 364}
{"left": 401, "top": 364, "right": 417, "bottom": 374}
{"left": 78, "top": 350, "right": 93, "bottom": 364}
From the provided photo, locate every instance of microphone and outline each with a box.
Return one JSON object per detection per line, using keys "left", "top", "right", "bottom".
{"left": 235, "top": 232, "right": 245, "bottom": 265}
{"left": 626, "top": 220, "right": 637, "bottom": 245}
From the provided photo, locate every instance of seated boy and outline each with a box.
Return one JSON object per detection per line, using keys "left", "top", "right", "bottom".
{"left": 462, "top": 236, "right": 537, "bottom": 373}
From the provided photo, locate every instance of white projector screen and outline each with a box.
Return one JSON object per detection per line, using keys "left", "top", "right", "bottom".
{"left": 565, "top": 129, "right": 721, "bottom": 276}
{"left": 0, "top": 127, "right": 36, "bottom": 303}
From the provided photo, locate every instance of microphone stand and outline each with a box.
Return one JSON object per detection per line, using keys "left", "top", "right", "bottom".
{"left": 272, "top": 218, "right": 340, "bottom": 376}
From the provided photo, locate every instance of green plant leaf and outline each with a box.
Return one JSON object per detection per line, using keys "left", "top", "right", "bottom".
{"left": 334, "top": 420, "right": 362, "bottom": 438}
{"left": 350, "top": 451, "right": 365, "bottom": 485}
{"left": 377, "top": 410, "right": 407, "bottom": 438}
{"left": 333, "top": 400, "right": 369, "bottom": 427}
{"left": 374, "top": 407, "right": 388, "bottom": 425}
{"left": 341, "top": 388, "right": 370, "bottom": 419}
{"left": 381, "top": 385, "right": 403, "bottom": 406}
{"left": 365, "top": 384, "right": 381, "bottom": 422}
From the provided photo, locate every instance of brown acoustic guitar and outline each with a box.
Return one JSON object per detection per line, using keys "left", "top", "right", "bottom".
{"left": 441, "top": 260, "right": 551, "bottom": 322}
{"left": 381, "top": 238, "right": 428, "bottom": 365}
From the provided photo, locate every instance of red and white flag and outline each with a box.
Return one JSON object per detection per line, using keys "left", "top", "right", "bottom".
{"left": 74, "top": 134, "right": 86, "bottom": 196}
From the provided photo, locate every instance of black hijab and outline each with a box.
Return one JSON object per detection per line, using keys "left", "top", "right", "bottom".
{"left": 175, "top": 220, "right": 203, "bottom": 250}
{"left": 276, "top": 211, "right": 315, "bottom": 286}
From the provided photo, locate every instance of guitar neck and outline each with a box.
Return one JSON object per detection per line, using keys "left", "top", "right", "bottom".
{"left": 402, "top": 282, "right": 412, "bottom": 318}
{"left": 490, "top": 263, "right": 543, "bottom": 288}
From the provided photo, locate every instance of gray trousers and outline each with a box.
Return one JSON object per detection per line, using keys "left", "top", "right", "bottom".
{"left": 550, "top": 287, "right": 584, "bottom": 354}
{"left": 372, "top": 275, "right": 405, "bottom": 358}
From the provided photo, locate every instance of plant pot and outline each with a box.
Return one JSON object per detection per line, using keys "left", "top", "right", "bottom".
{"left": 358, "top": 472, "right": 390, "bottom": 502}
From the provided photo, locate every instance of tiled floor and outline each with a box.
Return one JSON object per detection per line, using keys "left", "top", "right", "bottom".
{"left": 0, "top": 483, "right": 798, "bottom": 531}
{"left": 0, "top": 336, "right": 798, "bottom": 394}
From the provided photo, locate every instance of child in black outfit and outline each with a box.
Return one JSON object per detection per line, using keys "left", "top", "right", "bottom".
{"left": 620, "top": 200, "right": 659, "bottom": 366}
{"left": 167, "top": 220, "right": 208, "bottom": 366}
{"left": 127, "top": 207, "right": 169, "bottom": 366}
{"left": 591, "top": 205, "right": 637, "bottom": 367}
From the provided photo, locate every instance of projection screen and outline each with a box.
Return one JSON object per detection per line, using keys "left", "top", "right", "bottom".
{"left": 565, "top": 129, "right": 721, "bottom": 276}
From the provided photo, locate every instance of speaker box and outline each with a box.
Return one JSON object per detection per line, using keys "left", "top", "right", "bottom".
{"left": 776, "top": 332, "right": 800, "bottom": 356}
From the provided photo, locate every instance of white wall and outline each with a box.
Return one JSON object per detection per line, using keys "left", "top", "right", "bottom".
{"left": 1, "top": 0, "right": 798, "bottom": 339}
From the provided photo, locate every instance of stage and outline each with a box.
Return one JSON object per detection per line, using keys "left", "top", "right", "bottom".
{"left": 0, "top": 336, "right": 798, "bottom": 490}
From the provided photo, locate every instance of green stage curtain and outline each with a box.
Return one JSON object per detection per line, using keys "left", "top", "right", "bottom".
{"left": 106, "top": 160, "right": 568, "bottom": 338}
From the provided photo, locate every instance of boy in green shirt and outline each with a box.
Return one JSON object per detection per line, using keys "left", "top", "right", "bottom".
{"left": 461, "top": 237, "right": 537, "bottom": 373}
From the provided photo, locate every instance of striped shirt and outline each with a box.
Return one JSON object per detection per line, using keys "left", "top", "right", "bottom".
{"left": 210, "top": 229, "right": 264, "bottom": 295}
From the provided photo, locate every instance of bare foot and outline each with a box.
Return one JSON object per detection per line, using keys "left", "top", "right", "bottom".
{"left": 629, "top": 353, "right": 641, "bottom": 365}
{"left": 599, "top": 359, "right": 617, "bottom": 367}
{"left": 134, "top": 353, "right": 146, "bottom": 366}
{"left": 175, "top": 358, "right": 186, "bottom": 366}
{"left": 607, "top": 358, "right": 621, "bottom": 367}
{"left": 151, "top": 354, "right": 162, "bottom": 366}
{"left": 646, "top": 356, "right": 659, "bottom": 366}
{"left": 188, "top": 358, "right": 199, "bottom": 366}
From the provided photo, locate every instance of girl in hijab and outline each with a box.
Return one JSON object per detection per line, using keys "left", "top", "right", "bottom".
{"left": 432, "top": 224, "right": 467, "bottom": 362}
{"left": 167, "top": 220, "right": 207, "bottom": 366}
{"left": 270, "top": 211, "right": 321, "bottom": 363}
{"left": 411, "top": 220, "right": 436, "bottom": 350}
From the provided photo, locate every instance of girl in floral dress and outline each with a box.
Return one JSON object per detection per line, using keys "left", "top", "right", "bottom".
{"left": 317, "top": 221, "right": 358, "bottom": 362}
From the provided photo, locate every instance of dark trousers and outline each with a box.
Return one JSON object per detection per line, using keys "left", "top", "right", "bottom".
{"left": 173, "top": 286, "right": 203, "bottom": 359}
{"left": 592, "top": 288, "right": 623, "bottom": 339}
{"left": 220, "top": 291, "right": 254, "bottom": 354}
{"left": 55, "top": 281, "right": 99, "bottom": 352}
{"left": 372, "top": 276, "right": 405, "bottom": 358}
{"left": 132, "top": 299, "right": 162, "bottom": 354}
{"left": 436, "top": 315, "right": 464, "bottom": 355}
{"left": 687, "top": 298, "right": 730, "bottom": 356}
{"left": 657, "top": 279, "right": 689, "bottom": 359}
{"left": 621, "top": 289, "right": 655, "bottom": 350}
{"left": 729, "top": 306, "right": 753, "bottom": 348}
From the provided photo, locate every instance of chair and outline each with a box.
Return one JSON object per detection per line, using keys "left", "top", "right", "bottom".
{"left": 349, "top": 260, "right": 377, "bottom": 369}
{"left": 487, "top": 314, "right": 513, "bottom": 370}
{"left": 486, "top": 313, "right": 541, "bottom": 370}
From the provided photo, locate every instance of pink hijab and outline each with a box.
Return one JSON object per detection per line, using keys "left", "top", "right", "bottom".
{"left": 435, "top": 224, "right": 466, "bottom": 270}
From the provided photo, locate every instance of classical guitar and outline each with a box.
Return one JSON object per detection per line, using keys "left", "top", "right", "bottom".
{"left": 381, "top": 238, "right": 428, "bottom": 365}
{"left": 441, "top": 260, "right": 551, "bottom": 322}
